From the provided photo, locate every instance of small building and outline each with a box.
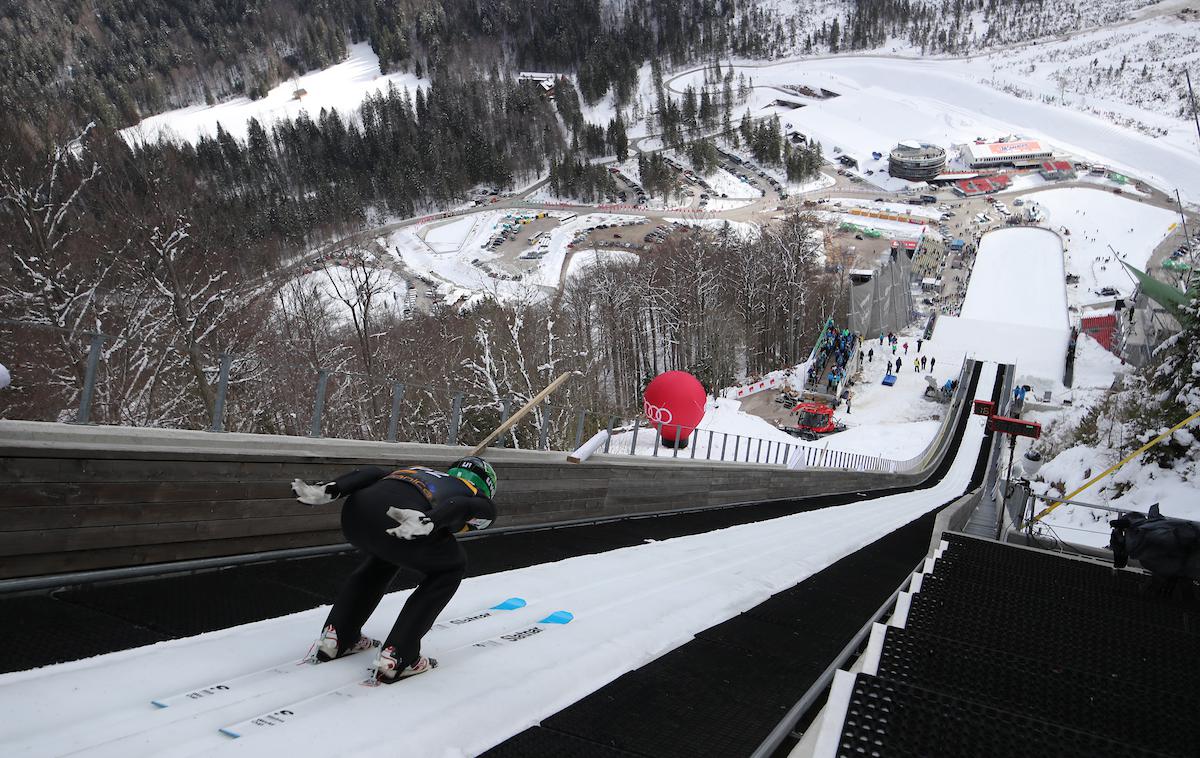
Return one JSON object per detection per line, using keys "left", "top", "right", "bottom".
{"left": 518, "top": 72, "right": 558, "bottom": 98}
{"left": 949, "top": 239, "right": 966, "bottom": 253}
{"left": 1038, "top": 161, "right": 1076, "bottom": 181}
{"left": 292, "top": 88, "right": 308, "bottom": 101}
{"left": 965, "top": 139, "right": 1053, "bottom": 168}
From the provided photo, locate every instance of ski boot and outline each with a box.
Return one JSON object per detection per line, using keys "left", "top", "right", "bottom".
{"left": 310, "top": 624, "right": 380, "bottom": 663}
{"left": 372, "top": 645, "right": 437, "bottom": 684}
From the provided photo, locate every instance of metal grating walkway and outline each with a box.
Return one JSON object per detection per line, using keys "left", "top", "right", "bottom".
{"left": 824, "top": 532, "right": 1200, "bottom": 757}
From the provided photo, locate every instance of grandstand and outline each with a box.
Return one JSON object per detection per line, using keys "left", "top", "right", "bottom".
{"left": 952, "top": 174, "right": 1011, "bottom": 197}
{"left": 888, "top": 141, "right": 947, "bottom": 181}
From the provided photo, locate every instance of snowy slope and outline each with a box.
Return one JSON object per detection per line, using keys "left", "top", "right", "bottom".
{"left": 566, "top": 249, "right": 640, "bottom": 279}
{"left": 121, "top": 43, "right": 426, "bottom": 145}
{"left": 1025, "top": 187, "right": 1177, "bottom": 306}
{"left": 969, "top": 14, "right": 1200, "bottom": 150}
{"left": 0, "top": 376, "right": 992, "bottom": 757}
{"left": 936, "top": 227, "right": 1070, "bottom": 385}
{"left": 284, "top": 265, "right": 409, "bottom": 327}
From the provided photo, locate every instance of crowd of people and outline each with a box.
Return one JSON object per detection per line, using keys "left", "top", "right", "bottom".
{"left": 876, "top": 332, "right": 937, "bottom": 378}
{"left": 806, "top": 319, "right": 859, "bottom": 394}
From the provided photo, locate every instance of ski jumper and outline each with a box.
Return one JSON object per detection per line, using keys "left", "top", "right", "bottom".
{"left": 322, "top": 465, "right": 497, "bottom": 667}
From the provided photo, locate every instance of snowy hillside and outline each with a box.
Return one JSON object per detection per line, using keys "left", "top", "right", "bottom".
{"left": 120, "top": 43, "right": 426, "bottom": 145}
{"left": 973, "top": 12, "right": 1200, "bottom": 148}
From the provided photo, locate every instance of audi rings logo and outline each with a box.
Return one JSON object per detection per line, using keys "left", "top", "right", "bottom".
{"left": 644, "top": 401, "right": 673, "bottom": 426}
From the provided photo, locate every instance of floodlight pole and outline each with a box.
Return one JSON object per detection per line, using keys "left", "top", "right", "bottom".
{"left": 1175, "top": 189, "right": 1198, "bottom": 287}
{"left": 1186, "top": 71, "right": 1200, "bottom": 156}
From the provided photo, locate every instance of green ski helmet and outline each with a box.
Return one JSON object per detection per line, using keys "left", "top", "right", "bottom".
{"left": 448, "top": 456, "right": 498, "bottom": 499}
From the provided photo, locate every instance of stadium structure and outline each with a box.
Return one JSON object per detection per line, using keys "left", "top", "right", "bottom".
{"left": 888, "top": 141, "right": 947, "bottom": 181}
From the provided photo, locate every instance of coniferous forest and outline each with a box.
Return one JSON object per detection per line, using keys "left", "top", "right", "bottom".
{"left": 0, "top": 0, "right": 883, "bottom": 438}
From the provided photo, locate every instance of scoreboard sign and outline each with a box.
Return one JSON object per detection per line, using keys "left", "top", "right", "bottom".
{"left": 972, "top": 400, "right": 995, "bottom": 417}
{"left": 988, "top": 415, "right": 1042, "bottom": 439}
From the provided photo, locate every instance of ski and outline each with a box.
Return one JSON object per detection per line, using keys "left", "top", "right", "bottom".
{"left": 218, "top": 610, "right": 573, "bottom": 739}
{"left": 431, "top": 596, "right": 526, "bottom": 629}
{"left": 150, "top": 597, "right": 526, "bottom": 710}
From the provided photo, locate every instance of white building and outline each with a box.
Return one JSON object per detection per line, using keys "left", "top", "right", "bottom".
{"left": 964, "top": 139, "right": 1054, "bottom": 168}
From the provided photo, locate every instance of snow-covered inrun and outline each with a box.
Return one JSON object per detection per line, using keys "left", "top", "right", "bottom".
{"left": 0, "top": 368, "right": 993, "bottom": 757}
{"left": 121, "top": 43, "right": 426, "bottom": 145}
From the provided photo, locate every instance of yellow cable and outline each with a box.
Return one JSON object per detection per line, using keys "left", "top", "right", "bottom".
{"left": 1025, "top": 408, "right": 1200, "bottom": 528}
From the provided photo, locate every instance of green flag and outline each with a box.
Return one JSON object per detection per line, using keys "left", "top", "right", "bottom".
{"left": 1120, "top": 260, "right": 1192, "bottom": 321}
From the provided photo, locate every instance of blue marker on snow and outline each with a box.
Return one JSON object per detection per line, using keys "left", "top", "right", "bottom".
{"left": 491, "top": 597, "right": 527, "bottom": 610}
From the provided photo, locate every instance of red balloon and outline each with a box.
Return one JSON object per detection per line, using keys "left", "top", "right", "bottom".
{"left": 643, "top": 371, "right": 707, "bottom": 444}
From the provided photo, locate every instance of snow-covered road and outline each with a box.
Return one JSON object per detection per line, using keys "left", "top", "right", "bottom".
{"left": 0, "top": 368, "right": 994, "bottom": 758}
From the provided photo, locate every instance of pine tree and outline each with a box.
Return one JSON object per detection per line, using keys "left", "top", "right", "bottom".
{"left": 1143, "top": 294, "right": 1200, "bottom": 463}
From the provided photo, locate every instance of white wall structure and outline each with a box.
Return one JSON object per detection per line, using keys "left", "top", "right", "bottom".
{"left": 934, "top": 227, "right": 1070, "bottom": 385}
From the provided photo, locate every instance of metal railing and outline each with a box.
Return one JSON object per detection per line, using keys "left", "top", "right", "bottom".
{"left": 1011, "top": 489, "right": 1126, "bottom": 550}
{"left": 592, "top": 419, "right": 897, "bottom": 472}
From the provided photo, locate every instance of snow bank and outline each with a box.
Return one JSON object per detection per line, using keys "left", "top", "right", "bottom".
{"left": 566, "top": 249, "right": 639, "bottom": 279}
{"left": 663, "top": 218, "right": 758, "bottom": 239}
{"left": 424, "top": 216, "right": 479, "bottom": 253}
{"left": 121, "top": 43, "right": 426, "bottom": 145}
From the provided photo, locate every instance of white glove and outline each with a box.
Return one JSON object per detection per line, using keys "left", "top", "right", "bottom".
{"left": 386, "top": 507, "right": 434, "bottom": 539}
{"left": 292, "top": 479, "right": 335, "bottom": 506}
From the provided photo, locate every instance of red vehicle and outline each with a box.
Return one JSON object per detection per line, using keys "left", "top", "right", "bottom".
{"left": 781, "top": 402, "right": 846, "bottom": 440}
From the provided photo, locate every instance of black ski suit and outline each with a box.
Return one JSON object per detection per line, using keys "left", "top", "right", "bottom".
{"left": 321, "top": 465, "right": 497, "bottom": 667}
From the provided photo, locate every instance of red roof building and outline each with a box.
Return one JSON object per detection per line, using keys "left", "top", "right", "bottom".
{"left": 953, "top": 174, "right": 1011, "bottom": 197}
{"left": 1039, "top": 161, "right": 1077, "bottom": 181}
